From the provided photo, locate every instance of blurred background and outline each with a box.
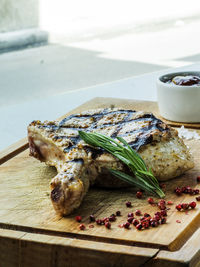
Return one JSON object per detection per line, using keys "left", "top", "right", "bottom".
{"left": 1, "top": 0, "right": 200, "bottom": 149}
{"left": 1, "top": 0, "right": 200, "bottom": 107}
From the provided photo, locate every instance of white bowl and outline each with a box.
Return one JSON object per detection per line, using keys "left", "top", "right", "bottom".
{"left": 157, "top": 71, "right": 200, "bottom": 123}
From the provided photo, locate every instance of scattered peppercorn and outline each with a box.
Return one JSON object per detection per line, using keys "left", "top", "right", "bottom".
{"left": 174, "top": 187, "right": 182, "bottom": 196}
{"left": 89, "top": 215, "right": 95, "bottom": 222}
{"left": 160, "top": 210, "right": 167, "bottom": 217}
{"left": 136, "top": 223, "right": 143, "bottom": 230}
{"left": 153, "top": 215, "right": 160, "bottom": 222}
{"left": 142, "top": 221, "right": 150, "bottom": 229}
{"left": 181, "top": 203, "right": 189, "bottom": 210}
{"left": 197, "top": 176, "right": 200, "bottom": 183}
{"left": 194, "top": 189, "right": 200, "bottom": 195}
{"left": 176, "top": 220, "right": 181, "bottom": 223}
{"left": 96, "top": 219, "right": 103, "bottom": 225}
{"left": 136, "top": 191, "right": 143, "bottom": 199}
{"left": 147, "top": 197, "right": 154, "bottom": 204}
{"left": 79, "top": 224, "right": 85, "bottom": 230}
{"left": 161, "top": 217, "right": 167, "bottom": 224}
{"left": 75, "top": 216, "right": 82, "bottom": 222}
{"left": 154, "top": 211, "right": 161, "bottom": 218}
{"left": 174, "top": 186, "right": 199, "bottom": 196}
{"left": 135, "top": 210, "right": 142, "bottom": 216}
{"left": 126, "top": 201, "right": 132, "bottom": 207}
{"left": 167, "top": 201, "right": 173, "bottom": 205}
{"left": 109, "top": 215, "right": 116, "bottom": 222}
{"left": 103, "top": 217, "right": 109, "bottom": 223}
{"left": 127, "top": 217, "right": 134, "bottom": 223}
{"left": 196, "top": 196, "right": 200, "bottom": 201}
{"left": 150, "top": 219, "right": 158, "bottom": 227}
{"left": 116, "top": 211, "right": 121, "bottom": 216}
{"left": 89, "top": 224, "right": 94, "bottom": 228}
{"left": 132, "top": 219, "right": 139, "bottom": 226}
{"left": 176, "top": 204, "right": 182, "bottom": 211}
{"left": 176, "top": 201, "right": 196, "bottom": 211}
{"left": 123, "top": 222, "right": 130, "bottom": 229}
{"left": 189, "top": 201, "right": 196, "bottom": 209}
{"left": 128, "top": 212, "right": 134, "bottom": 217}
{"left": 105, "top": 222, "right": 111, "bottom": 229}
{"left": 158, "top": 201, "right": 166, "bottom": 210}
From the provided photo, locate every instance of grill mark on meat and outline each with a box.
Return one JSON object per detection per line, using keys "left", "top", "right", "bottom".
{"left": 55, "top": 111, "right": 170, "bottom": 153}
{"left": 129, "top": 134, "right": 154, "bottom": 151}
{"left": 59, "top": 109, "right": 136, "bottom": 127}
{"left": 83, "top": 146, "right": 104, "bottom": 160}
{"left": 31, "top": 110, "right": 170, "bottom": 154}
{"left": 69, "top": 158, "right": 84, "bottom": 164}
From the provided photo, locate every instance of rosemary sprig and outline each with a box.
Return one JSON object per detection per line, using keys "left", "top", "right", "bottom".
{"left": 78, "top": 131, "right": 165, "bottom": 198}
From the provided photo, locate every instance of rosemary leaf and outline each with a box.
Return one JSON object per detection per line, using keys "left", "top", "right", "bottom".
{"left": 78, "top": 131, "right": 165, "bottom": 198}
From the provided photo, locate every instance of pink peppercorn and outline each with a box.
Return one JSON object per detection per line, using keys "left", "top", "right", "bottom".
{"left": 194, "top": 189, "right": 200, "bottom": 195}
{"left": 161, "top": 217, "right": 167, "bottom": 224}
{"left": 105, "top": 222, "right": 111, "bottom": 229}
{"left": 136, "top": 223, "right": 143, "bottom": 230}
{"left": 142, "top": 221, "right": 149, "bottom": 229}
{"left": 150, "top": 219, "right": 158, "bottom": 227}
{"left": 174, "top": 187, "right": 182, "bottom": 196}
{"left": 89, "top": 215, "right": 95, "bottom": 222}
{"left": 132, "top": 219, "right": 139, "bottom": 226}
{"left": 116, "top": 211, "right": 121, "bottom": 216}
{"left": 127, "top": 217, "right": 134, "bottom": 223}
{"left": 79, "top": 224, "right": 85, "bottom": 230}
{"left": 147, "top": 197, "right": 154, "bottom": 204}
{"left": 96, "top": 219, "right": 103, "bottom": 225}
{"left": 189, "top": 201, "right": 196, "bottom": 209}
{"left": 123, "top": 222, "right": 130, "bottom": 229}
{"left": 136, "top": 191, "right": 143, "bottom": 199}
{"left": 154, "top": 211, "right": 161, "bottom": 218}
{"left": 109, "top": 215, "right": 116, "bottom": 222}
{"left": 176, "top": 204, "right": 182, "bottom": 211}
{"left": 144, "top": 213, "right": 151, "bottom": 218}
{"left": 153, "top": 215, "right": 160, "bottom": 222}
{"left": 181, "top": 203, "right": 189, "bottom": 210}
{"left": 128, "top": 212, "right": 134, "bottom": 217}
{"left": 197, "top": 176, "right": 200, "bottom": 183}
{"left": 135, "top": 210, "right": 142, "bottom": 216}
{"left": 75, "top": 216, "right": 82, "bottom": 222}
{"left": 126, "top": 201, "right": 132, "bottom": 207}
{"left": 167, "top": 201, "right": 173, "bottom": 205}
{"left": 196, "top": 196, "right": 200, "bottom": 201}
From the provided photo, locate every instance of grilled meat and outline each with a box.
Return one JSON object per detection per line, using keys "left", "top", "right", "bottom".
{"left": 28, "top": 108, "right": 194, "bottom": 215}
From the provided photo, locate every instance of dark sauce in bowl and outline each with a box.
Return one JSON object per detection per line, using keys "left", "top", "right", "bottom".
{"left": 167, "top": 75, "right": 200, "bottom": 86}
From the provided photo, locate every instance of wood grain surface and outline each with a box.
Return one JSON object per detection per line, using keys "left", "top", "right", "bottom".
{"left": 0, "top": 97, "right": 200, "bottom": 267}
{"left": 0, "top": 229, "right": 158, "bottom": 267}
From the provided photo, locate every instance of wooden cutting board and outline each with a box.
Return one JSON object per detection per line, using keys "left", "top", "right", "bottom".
{"left": 0, "top": 97, "right": 200, "bottom": 267}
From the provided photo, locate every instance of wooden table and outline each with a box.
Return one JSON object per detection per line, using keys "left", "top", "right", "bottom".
{"left": 1, "top": 65, "right": 200, "bottom": 266}
{"left": 1, "top": 96, "right": 200, "bottom": 266}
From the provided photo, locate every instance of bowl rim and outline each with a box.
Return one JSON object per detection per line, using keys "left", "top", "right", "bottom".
{"left": 157, "top": 71, "right": 200, "bottom": 88}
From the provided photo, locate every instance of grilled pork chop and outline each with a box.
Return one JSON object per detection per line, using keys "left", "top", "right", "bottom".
{"left": 28, "top": 108, "right": 194, "bottom": 215}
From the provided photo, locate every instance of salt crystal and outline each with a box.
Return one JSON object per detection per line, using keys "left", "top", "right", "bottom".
{"left": 178, "top": 126, "right": 200, "bottom": 140}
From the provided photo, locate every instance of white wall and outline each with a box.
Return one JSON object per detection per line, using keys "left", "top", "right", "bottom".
{"left": 0, "top": 0, "right": 39, "bottom": 32}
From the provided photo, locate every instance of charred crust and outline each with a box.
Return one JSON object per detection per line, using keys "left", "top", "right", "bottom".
{"left": 31, "top": 109, "right": 173, "bottom": 154}
{"left": 69, "top": 158, "right": 84, "bottom": 164}
{"left": 51, "top": 186, "right": 62, "bottom": 202}
{"left": 83, "top": 146, "right": 104, "bottom": 160}
{"left": 28, "top": 137, "right": 45, "bottom": 161}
